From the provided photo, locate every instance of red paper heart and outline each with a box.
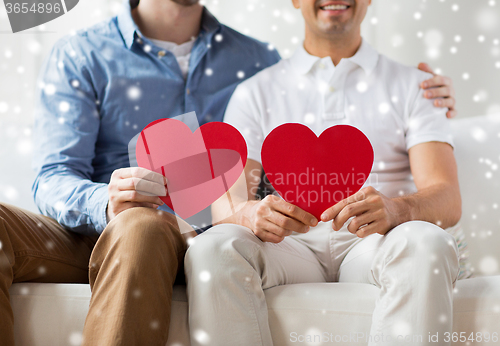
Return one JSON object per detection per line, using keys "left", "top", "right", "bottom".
{"left": 136, "top": 119, "right": 247, "bottom": 219}
{"left": 261, "top": 124, "right": 374, "bottom": 220}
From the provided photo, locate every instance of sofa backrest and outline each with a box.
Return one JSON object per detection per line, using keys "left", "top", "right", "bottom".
{"left": 451, "top": 114, "right": 500, "bottom": 277}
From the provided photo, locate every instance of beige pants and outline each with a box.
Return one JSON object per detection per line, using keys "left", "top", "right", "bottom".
{"left": 185, "top": 220, "right": 460, "bottom": 346}
{"left": 0, "top": 203, "right": 190, "bottom": 346}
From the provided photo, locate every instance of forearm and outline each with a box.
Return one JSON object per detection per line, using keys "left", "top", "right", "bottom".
{"left": 392, "top": 183, "right": 461, "bottom": 229}
{"left": 33, "top": 167, "right": 109, "bottom": 235}
{"left": 211, "top": 195, "right": 258, "bottom": 229}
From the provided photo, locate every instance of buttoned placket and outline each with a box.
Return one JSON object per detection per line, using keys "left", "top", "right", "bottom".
{"left": 314, "top": 58, "right": 347, "bottom": 124}
{"left": 133, "top": 31, "right": 201, "bottom": 115}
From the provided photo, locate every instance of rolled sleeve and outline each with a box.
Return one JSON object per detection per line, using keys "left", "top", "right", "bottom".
{"left": 32, "top": 38, "right": 108, "bottom": 235}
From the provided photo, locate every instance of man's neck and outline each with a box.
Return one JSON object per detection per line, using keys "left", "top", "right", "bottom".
{"left": 303, "top": 30, "right": 362, "bottom": 66}
{"left": 131, "top": 1, "right": 203, "bottom": 45}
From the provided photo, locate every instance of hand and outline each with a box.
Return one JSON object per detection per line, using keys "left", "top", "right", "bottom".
{"left": 107, "top": 167, "right": 167, "bottom": 222}
{"left": 246, "top": 195, "right": 318, "bottom": 243}
{"left": 320, "top": 186, "right": 407, "bottom": 238}
{"left": 418, "top": 62, "right": 457, "bottom": 118}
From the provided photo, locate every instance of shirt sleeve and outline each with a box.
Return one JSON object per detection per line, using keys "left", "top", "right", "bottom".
{"left": 405, "top": 71, "right": 454, "bottom": 151}
{"left": 31, "top": 38, "right": 109, "bottom": 235}
{"left": 223, "top": 82, "right": 265, "bottom": 164}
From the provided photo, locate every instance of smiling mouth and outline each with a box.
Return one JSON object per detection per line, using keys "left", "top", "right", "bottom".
{"left": 319, "top": 4, "right": 350, "bottom": 11}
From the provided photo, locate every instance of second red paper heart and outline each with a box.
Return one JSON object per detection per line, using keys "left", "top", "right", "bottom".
{"left": 261, "top": 124, "right": 374, "bottom": 220}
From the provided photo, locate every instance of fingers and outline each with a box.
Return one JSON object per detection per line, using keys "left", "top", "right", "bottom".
{"left": 114, "top": 167, "right": 167, "bottom": 185}
{"left": 272, "top": 197, "right": 318, "bottom": 227}
{"left": 433, "top": 97, "right": 456, "bottom": 109}
{"left": 254, "top": 220, "right": 292, "bottom": 243}
{"left": 446, "top": 109, "right": 458, "bottom": 118}
{"left": 333, "top": 200, "right": 370, "bottom": 231}
{"left": 424, "top": 86, "right": 452, "bottom": 100}
{"left": 354, "top": 221, "right": 384, "bottom": 238}
{"left": 267, "top": 211, "right": 310, "bottom": 234}
{"left": 321, "top": 187, "right": 369, "bottom": 222}
{"left": 116, "top": 177, "right": 167, "bottom": 197}
{"left": 347, "top": 211, "right": 378, "bottom": 234}
{"left": 251, "top": 196, "right": 313, "bottom": 243}
{"left": 421, "top": 75, "right": 451, "bottom": 89}
{"left": 417, "top": 62, "right": 434, "bottom": 75}
{"left": 112, "top": 202, "right": 162, "bottom": 215}
{"left": 112, "top": 189, "right": 164, "bottom": 206}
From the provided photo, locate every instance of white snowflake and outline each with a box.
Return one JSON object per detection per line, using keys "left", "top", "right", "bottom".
{"left": 304, "top": 113, "right": 315, "bottom": 124}
{"left": 479, "top": 256, "right": 498, "bottom": 275}
{"left": 68, "top": 331, "right": 83, "bottom": 346}
{"left": 356, "top": 81, "right": 368, "bottom": 93}
{"left": 392, "top": 321, "right": 412, "bottom": 337}
{"left": 127, "top": 86, "right": 142, "bottom": 101}
{"left": 3, "top": 186, "right": 19, "bottom": 200}
{"left": 199, "top": 270, "right": 211, "bottom": 282}
{"left": 378, "top": 102, "right": 390, "bottom": 114}
{"left": 45, "top": 84, "right": 57, "bottom": 95}
{"left": 194, "top": 329, "right": 210, "bottom": 344}
{"left": 59, "top": 101, "right": 70, "bottom": 112}
{"left": 0, "top": 101, "right": 8, "bottom": 113}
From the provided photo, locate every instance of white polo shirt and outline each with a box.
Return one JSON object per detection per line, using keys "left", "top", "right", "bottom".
{"left": 223, "top": 39, "right": 454, "bottom": 198}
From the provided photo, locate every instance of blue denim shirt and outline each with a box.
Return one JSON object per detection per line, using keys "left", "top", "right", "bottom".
{"left": 32, "top": 1, "right": 280, "bottom": 235}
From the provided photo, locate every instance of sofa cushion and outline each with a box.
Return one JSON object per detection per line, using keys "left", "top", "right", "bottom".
{"left": 9, "top": 283, "right": 188, "bottom": 346}
{"left": 10, "top": 277, "right": 500, "bottom": 346}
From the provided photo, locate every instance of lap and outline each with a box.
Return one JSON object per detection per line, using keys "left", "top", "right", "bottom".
{"left": 337, "top": 220, "right": 456, "bottom": 285}
{"left": 187, "top": 223, "right": 328, "bottom": 288}
{"left": 0, "top": 203, "right": 96, "bottom": 283}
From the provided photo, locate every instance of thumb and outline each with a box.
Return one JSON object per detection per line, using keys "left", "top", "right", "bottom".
{"left": 418, "top": 62, "right": 435, "bottom": 75}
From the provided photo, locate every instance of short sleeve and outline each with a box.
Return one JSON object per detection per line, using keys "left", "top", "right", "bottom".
{"left": 223, "top": 83, "right": 265, "bottom": 163}
{"left": 405, "top": 72, "right": 454, "bottom": 151}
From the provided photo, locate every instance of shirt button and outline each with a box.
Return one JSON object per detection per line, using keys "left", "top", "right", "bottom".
{"left": 158, "top": 51, "right": 166, "bottom": 58}
{"left": 318, "top": 63, "right": 325, "bottom": 69}
{"left": 329, "top": 86, "right": 336, "bottom": 93}
{"left": 186, "top": 88, "right": 191, "bottom": 95}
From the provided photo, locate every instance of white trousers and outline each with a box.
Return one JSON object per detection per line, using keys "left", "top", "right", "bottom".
{"left": 185, "top": 221, "right": 460, "bottom": 346}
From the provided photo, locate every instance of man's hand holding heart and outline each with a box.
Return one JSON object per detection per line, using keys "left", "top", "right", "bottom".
{"left": 320, "top": 186, "right": 410, "bottom": 238}
{"left": 107, "top": 167, "right": 167, "bottom": 223}
{"left": 245, "top": 195, "right": 318, "bottom": 244}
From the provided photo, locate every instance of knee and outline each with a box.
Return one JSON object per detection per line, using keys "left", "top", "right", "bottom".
{"left": 103, "top": 207, "right": 181, "bottom": 249}
{"left": 389, "top": 221, "right": 458, "bottom": 259}
{"left": 185, "top": 224, "right": 260, "bottom": 270}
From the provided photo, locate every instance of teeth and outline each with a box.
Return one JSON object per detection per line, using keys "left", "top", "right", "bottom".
{"left": 322, "top": 4, "right": 348, "bottom": 10}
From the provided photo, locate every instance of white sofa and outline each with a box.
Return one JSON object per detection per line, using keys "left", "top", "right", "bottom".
{"left": 10, "top": 114, "right": 500, "bottom": 346}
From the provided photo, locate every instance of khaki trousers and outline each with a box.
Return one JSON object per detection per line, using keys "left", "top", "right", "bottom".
{"left": 0, "top": 203, "right": 190, "bottom": 346}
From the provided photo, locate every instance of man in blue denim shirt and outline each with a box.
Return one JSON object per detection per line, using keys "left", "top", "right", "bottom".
{"left": 0, "top": 0, "right": 457, "bottom": 345}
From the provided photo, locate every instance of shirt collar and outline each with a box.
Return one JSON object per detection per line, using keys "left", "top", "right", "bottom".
{"left": 290, "top": 38, "right": 379, "bottom": 76}
{"left": 117, "top": 0, "right": 221, "bottom": 50}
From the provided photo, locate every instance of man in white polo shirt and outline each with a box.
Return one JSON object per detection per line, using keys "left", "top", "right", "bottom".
{"left": 185, "top": 0, "right": 461, "bottom": 345}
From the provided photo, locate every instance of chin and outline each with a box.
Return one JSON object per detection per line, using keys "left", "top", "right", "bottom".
{"left": 318, "top": 22, "right": 349, "bottom": 36}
